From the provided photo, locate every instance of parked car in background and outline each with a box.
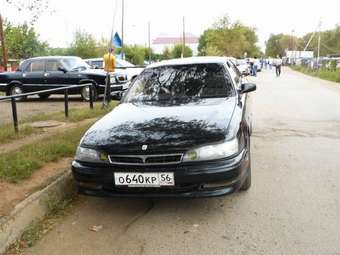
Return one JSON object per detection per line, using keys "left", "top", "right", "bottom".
{"left": 85, "top": 58, "right": 144, "bottom": 82}
{"left": 0, "top": 56, "right": 126, "bottom": 101}
{"left": 236, "top": 59, "right": 250, "bottom": 75}
{"left": 72, "top": 57, "right": 256, "bottom": 198}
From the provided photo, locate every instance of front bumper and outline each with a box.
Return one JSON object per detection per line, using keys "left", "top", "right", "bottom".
{"left": 72, "top": 149, "right": 250, "bottom": 198}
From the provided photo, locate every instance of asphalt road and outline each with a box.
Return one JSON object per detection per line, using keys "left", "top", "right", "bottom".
{"left": 25, "top": 68, "right": 340, "bottom": 255}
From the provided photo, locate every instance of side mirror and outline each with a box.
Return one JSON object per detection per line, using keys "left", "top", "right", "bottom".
{"left": 239, "top": 83, "right": 256, "bottom": 94}
{"left": 58, "top": 66, "right": 67, "bottom": 73}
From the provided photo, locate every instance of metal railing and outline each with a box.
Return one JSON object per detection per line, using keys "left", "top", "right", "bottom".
{"left": 0, "top": 83, "right": 94, "bottom": 133}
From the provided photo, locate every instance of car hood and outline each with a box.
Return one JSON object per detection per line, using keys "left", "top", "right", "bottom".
{"left": 80, "top": 69, "right": 107, "bottom": 76}
{"left": 81, "top": 97, "right": 237, "bottom": 154}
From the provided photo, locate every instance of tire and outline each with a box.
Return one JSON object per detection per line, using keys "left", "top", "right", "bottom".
{"left": 81, "top": 85, "right": 97, "bottom": 101}
{"left": 38, "top": 93, "right": 50, "bottom": 100}
{"left": 9, "top": 84, "right": 26, "bottom": 101}
{"left": 240, "top": 137, "right": 251, "bottom": 191}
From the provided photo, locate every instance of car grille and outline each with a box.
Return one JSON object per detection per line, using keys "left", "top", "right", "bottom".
{"left": 108, "top": 153, "right": 183, "bottom": 165}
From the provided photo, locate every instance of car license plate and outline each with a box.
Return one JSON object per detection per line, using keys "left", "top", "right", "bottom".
{"left": 114, "top": 172, "right": 175, "bottom": 187}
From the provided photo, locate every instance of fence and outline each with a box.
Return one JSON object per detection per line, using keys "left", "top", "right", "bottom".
{"left": 0, "top": 84, "right": 94, "bottom": 133}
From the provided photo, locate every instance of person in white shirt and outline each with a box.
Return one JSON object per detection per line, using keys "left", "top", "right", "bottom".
{"left": 274, "top": 56, "right": 283, "bottom": 77}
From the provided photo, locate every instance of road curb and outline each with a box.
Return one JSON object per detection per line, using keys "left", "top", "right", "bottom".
{"left": 0, "top": 171, "right": 75, "bottom": 254}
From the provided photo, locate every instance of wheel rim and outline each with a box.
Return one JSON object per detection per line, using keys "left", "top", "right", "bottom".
{"left": 82, "top": 86, "right": 90, "bottom": 100}
{"left": 11, "top": 86, "right": 23, "bottom": 95}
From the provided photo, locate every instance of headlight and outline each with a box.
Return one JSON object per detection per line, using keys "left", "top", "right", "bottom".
{"left": 183, "top": 138, "right": 239, "bottom": 162}
{"left": 110, "top": 76, "right": 116, "bottom": 83}
{"left": 75, "top": 147, "right": 108, "bottom": 163}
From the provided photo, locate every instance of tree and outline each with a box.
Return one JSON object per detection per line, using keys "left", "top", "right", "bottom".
{"left": 162, "top": 47, "right": 172, "bottom": 60}
{"left": 2, "top": 21, "right": 48, "bottom": 59}
{"left": 301, "top": 26, "right": 340, "bottom": 56}
{"left": 198, "top": 15, "right": 261, "bottom": 58}
{"left": 171, "top": 44, "right": 193, "bottom": 58}
{"left": 68, "top": 30, "right": 98, "bottom": 59}
{"left": 265, "top": 34, "right": 302, "bottom": 57}
{"left": 124, "top": 45, "right": 146, "bottom": 65}
{"left": 5, "top": 0, "right": 50, "bottom": 25}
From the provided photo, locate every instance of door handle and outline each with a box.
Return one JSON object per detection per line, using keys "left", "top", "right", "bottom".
{"left": 44, "top": 73, "right": 50, "bottom": 77}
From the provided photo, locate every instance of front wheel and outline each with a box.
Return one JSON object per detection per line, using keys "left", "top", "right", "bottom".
{"left": 240, "top": 137, "right": 251, "bottom": 191}
{"left": 81, "top": 85, "right": 97, "bottom": 101}
{"left": 9, "top": 84, "right": 26, "bottom": 101}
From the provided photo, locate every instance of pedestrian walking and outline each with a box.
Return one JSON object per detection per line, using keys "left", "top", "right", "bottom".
{"left": 253, "top": 58, "right": 258, "bottom": 77}
{"left": 274, "top": 56, "right": 283, "bottom": 77}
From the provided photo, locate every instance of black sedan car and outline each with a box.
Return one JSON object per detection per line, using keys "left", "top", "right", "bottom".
{"left": 0, "top": 56, "right": 126, "bottom": 101}
{"left": 72, "top": 57, "right": 256, "bottom": 198}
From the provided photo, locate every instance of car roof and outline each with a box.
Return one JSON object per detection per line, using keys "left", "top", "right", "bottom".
{"left": 84, "top": 58, "right": 102, "bottom": 61}
{"left": 25, "top": 56, "right": 81, "bottom": 61}
{"left": 147, "top": 57, "right": 228, "bottom": 69}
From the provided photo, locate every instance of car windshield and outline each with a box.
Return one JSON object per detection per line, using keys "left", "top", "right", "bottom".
{"left": 237, "top": 59, "right": 247, "bottom": 65}
{"left": 61, "top": 58, "right": 90, "bottom": 71}
{"left": 124, "top": 63, "right": 234, "bottom": 103}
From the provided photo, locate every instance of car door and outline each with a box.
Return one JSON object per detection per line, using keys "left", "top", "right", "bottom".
{"left": 45, "top": 59, "right": 68, "bottom": 89}
{"left": 21, "top": 59, "right": 46, "bottom": 92}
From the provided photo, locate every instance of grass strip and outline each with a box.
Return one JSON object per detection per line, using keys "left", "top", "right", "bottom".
{"left": 0, "top": 123, "right": 91, "bottom": 183}
{"left": 0, "top": 124, "right": 35, "bottom": 144}
{"left": 291, "top": 66, "right": 340, "bottom": 83}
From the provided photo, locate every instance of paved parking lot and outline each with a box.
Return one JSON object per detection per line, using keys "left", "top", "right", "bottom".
{"left": 25, "top": 68, "right": 340, "bottom": 255}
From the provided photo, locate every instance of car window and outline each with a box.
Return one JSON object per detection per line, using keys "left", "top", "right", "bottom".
{"left": 92, "top": 61, "right": 103, "bottom": 69}
{"left": 26, "top": 60, "right": 45, "bottom": 72}
{"left": 46, "top": 60, "right": 60, "bottom": 72}
{"left": 228, "top": 64, "right": 241, "bottom": 86}
{"left": 61, "top": 58, "right": 90, "bottom": 71}
{"left": 124, "top": 63, "right": 234, "bottom": 103}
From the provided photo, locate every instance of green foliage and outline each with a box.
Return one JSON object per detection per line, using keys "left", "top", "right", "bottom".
{"left": 291, "top": 65, "right": 340, "bottom": 83}
{"left": 47, "top": 47, "right": 70, "bottom": 56}
{"left": 124, "top": 44, "right": 146, "bottom": 65}
{"left": 302, "top": 25, "right": 340, "bottom": 56}
{"left": 198, "top": 15, "right": 261, "bottom": 58}
{"left": 171, "top": 44, "right": 193, "bottom": 58}
{"left": 0, "top": 124, "right": 91, "bottom": 183}
{"left": 266, "top": 25, "right": 340, "bottom": 57}
{"left": 162, "top": 47, "right": 172, "bottom": 60}
{"left": 2, "top": 21, "right": 48, "bottom": 59}
{"left": 68, "top": 30, "right": 98, "bottom": 59}
{"left": 265, "top": 33, "right": 303, "bottom": 57}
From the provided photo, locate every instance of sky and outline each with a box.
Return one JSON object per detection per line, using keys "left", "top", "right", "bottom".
{"left": 2, "top": 0, "right": 340, "bottom": 51}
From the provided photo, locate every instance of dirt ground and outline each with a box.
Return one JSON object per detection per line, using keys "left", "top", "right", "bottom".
{"left": 0, "top": 158, "right": 71, "bottom": 217}
{"left": 0, "top": 118, "right": 95, "bottom": 217}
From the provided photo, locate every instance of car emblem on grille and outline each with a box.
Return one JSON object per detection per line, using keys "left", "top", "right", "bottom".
{"left": 142, "top": 145, "right": 148, "bottom": 151}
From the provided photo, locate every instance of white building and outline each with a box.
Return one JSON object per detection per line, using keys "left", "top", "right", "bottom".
{"left": 152, "top": 33, "right": 199, "bottom": 56}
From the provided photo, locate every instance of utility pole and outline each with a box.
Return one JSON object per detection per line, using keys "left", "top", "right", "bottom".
{"left": 181, "top": 16, "right": 185, "bottom": 58}
{"left": 0, "top": 14, "right": 8, "bottom": 71}
{"left": 121, "top": 0, "right": 124, "bottom": 59}
{"left": 148, "top": 21, "right": 151, "bottom": 62}
{"left": 317, "top": 19, "right": 322, "bottom": 67}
